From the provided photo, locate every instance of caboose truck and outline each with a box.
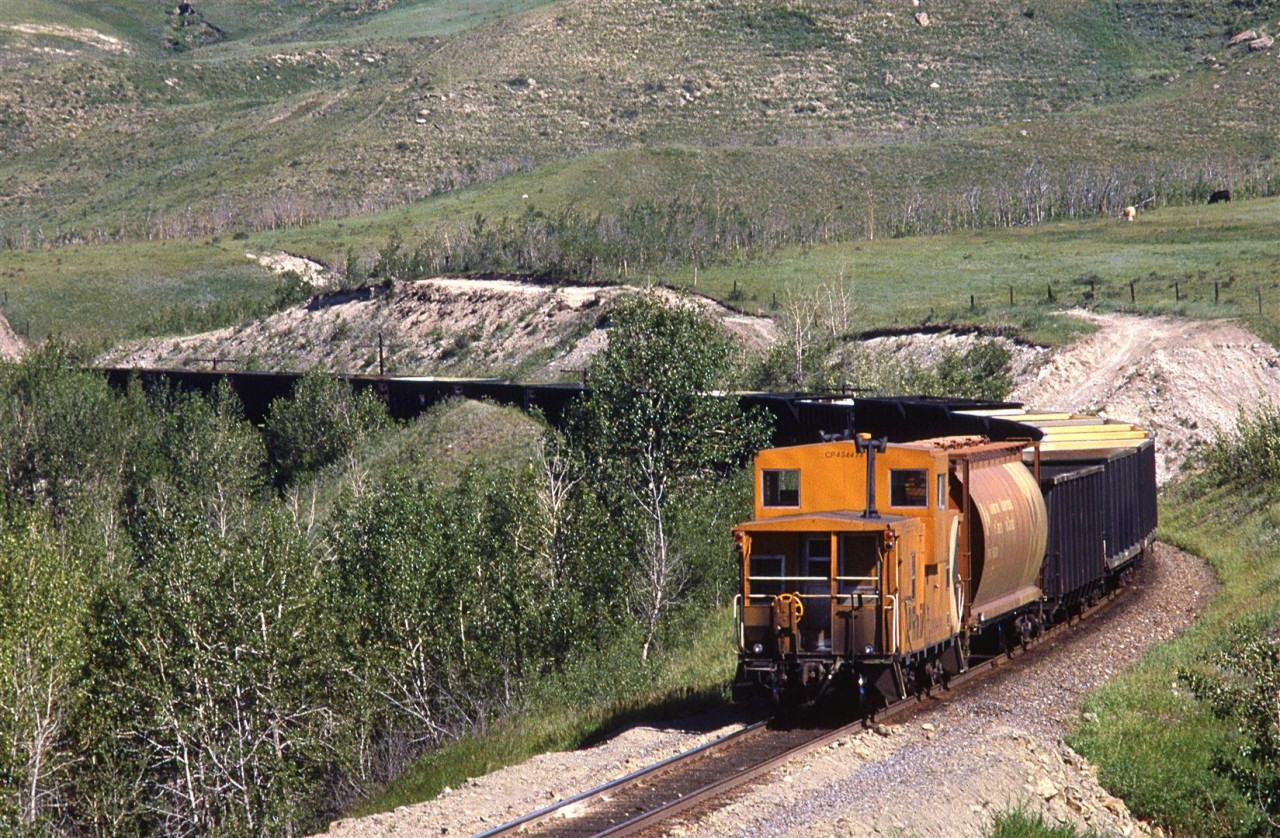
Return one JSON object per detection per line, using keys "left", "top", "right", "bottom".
{"left": 733, "top": 432, "right": 1050, "bottom": 709}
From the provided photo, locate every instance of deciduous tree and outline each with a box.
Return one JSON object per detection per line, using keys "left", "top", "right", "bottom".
{"left": 571, "top": 293, "right": 769, "bottom": 660}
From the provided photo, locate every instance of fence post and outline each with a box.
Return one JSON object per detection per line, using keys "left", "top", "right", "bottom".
{"left": 1175, "top": 281, "right": 1180, "bottom": 302}
{"left": 970, "top": 294, "right": 975, "bottom": 310}
{"left": 1009, "top": 285, "right": 1014, "bottom": 305}
{"left": 1130, "top": 281, "right": 1135, "bottom": 303}
{"left": 1047, "top": 284, "right": 1053, "bottom": 302}
{"left": 1215, "top": 281, "right": 1219, "bottom": 304}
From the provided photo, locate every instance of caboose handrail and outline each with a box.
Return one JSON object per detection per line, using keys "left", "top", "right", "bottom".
{"left": 884, "top": 593, "right": 899, "bottom": 653}
{"left": 747, "top": 575, "right": 828, "bottom": 582}
{"left": 733, "top": 595, "right": 744, "bottom": 651}
{"left": 834, "top": 592, "right": 881, "bottom": 604}
{"left": 745, "top": 591, "right": 833, "bottom": 601}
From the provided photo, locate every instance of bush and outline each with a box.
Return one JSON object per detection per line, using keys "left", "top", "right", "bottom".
{"left": 370, "top": 200, "right": 776, "bottom": 283}
{"left": 1201, "top": 401, "right": 1280, "bottom": 488}
{"left": 986, "top": 804, "right": 1103, "bottom": 837}
{"left": 263, "top": 373, "right": 390, "bottom": 484}
{"left": 1178, "top": 623, "right": 1280, "bottom": 831}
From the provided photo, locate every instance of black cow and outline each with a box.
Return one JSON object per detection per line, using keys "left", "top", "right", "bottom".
{"left": 1209, "top": 189, "right": 1231, "bottom": 204}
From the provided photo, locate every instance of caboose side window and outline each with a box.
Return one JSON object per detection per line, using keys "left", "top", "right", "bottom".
{"left": 762, "top": 469, "right": 800, "bottom": 507}
{"left": 890, "top": 469, "right": 928, "bottom": 507}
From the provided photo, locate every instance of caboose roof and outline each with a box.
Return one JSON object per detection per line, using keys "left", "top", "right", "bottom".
{"left": 735, "top": 511, "right": 915, "bottom": 532}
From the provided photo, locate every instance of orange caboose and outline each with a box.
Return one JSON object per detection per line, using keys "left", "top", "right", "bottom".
{"left": 733, "top": 433, "right": 1048, "bottom": 705}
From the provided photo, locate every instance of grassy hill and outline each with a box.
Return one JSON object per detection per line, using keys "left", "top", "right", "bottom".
{"left": 1, "top": 0, "right": 1279, "bottom": 354}
{"left": 3, "top": 0, "right": 1278, "bottom": 243}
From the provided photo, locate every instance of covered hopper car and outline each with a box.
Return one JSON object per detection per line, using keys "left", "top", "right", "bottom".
{"left": 732, "top": 400, "right": 1157, "bottom": 709}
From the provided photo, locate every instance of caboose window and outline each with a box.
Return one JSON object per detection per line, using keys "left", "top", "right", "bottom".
{"left": 749, "top": 554, "right": 785, "bottom": 596}
{"left": 890, "top": 469, "right": 928, "bottom": 507}
{"left": 762, "top": 469, "right": 800, "bottom": 507}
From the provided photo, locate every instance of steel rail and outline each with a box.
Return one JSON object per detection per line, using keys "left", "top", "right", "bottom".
{"left": 479, "top": 579, "right": 1133, "bottom": 838}
{"left": 475, "top": 719, "right": 770, "bottom": 838}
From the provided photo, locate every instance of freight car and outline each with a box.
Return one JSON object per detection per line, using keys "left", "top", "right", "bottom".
{"left": 731, "top": 399, "right": 1156, "bottom": 709}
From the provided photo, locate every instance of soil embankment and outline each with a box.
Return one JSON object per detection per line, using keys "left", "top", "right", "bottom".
{"left": 1013, "top": 311, "right": 1280, "bottom": 484}
{"left": 0, "top": 310, "right": 25, "bottom": 360}
{"left": 104, "top": 278, "right": 776, "bottom": 380}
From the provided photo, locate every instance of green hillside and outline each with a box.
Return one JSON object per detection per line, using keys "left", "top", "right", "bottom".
{"left": 1, "top": 0, "right": 1277, "bottom": 353}
{"left": 3, "top": 0, "right": 1278, "bottom": 247}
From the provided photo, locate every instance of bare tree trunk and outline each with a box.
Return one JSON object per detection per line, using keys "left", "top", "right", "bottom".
{"left": 631, "top": 442, "right": 685, "bottom": 663}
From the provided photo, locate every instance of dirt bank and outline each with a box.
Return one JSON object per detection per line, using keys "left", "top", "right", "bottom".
{"left": 1012, "top": 311, "right": 1280, "bottom": 483}
{"left": 103, "top": 278, "right": 776, "bottom": 380}
{"left": 0, "top": 310, "right": 25, "bottom": 361}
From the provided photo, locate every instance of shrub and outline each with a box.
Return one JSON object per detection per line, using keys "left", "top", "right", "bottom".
{"left": 263, "top": 373, "right": 390, "bottom": 484}
{"left": 1177, "top": 623, "right": 1280, "bottom": 831}
{"left": 1201, "top": 401, "right": 1280, "bottom": 488}
{"left": 986, "top": 804, "right": 1103, "bottom": 837}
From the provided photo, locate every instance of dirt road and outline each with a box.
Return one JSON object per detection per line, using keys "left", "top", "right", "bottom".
{"left": 1012, "top": 311, "right": 1280, "bottom": 483}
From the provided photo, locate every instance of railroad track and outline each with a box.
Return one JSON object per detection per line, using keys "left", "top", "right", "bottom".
{"left": 479, "top": 583, "right": 1132, "bottom": 838}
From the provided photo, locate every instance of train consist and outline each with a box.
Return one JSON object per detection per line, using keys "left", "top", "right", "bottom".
{"left": 732, "top": 397, "right": 1157, "bottom": 709}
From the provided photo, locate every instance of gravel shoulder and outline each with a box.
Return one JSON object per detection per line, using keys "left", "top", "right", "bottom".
{"left": 322, "top": 711, "right": 752, "bottom": 837}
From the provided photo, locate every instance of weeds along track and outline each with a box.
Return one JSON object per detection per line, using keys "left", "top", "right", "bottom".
{"left": 480, "top": 580, "right": 1135, "bottom": 838}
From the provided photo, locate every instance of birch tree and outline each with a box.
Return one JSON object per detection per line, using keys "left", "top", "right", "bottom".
{"left": 571, "top": 293, "right": 769, "bottom": 661}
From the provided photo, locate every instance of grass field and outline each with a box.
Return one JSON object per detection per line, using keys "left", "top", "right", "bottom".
{"left": 1071, "top": 480, "right": 1280, "bottom": 836}
{"left": 673, "top": 198, "right": 1280, "bottom": 343}
{"left": 7, "top": 194, "right": 1277, "bottom": 354}
{"left": 0, "top": 240, "right": 290, "bottom": 348}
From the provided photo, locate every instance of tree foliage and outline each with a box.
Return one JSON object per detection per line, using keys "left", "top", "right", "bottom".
{"left": 0, "top": 303, "right": 768, "bottom": 832}
{"left": 1201, "top": 400, "right": 1280, "bottom": 489}
{"left": 571, "top": 293, "right": 769, "bottom": 658}
{"left": 368, "top": 199, "right": 773, "bottom": 283}
{"left": 263, "top": 373, "right": 389, "bottom": 485}
{"left": 1179, "top": 625, "right": 1280, "bottom": 833}
{"left": 0, "top": 506, "right": 88, "bottom": 832}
